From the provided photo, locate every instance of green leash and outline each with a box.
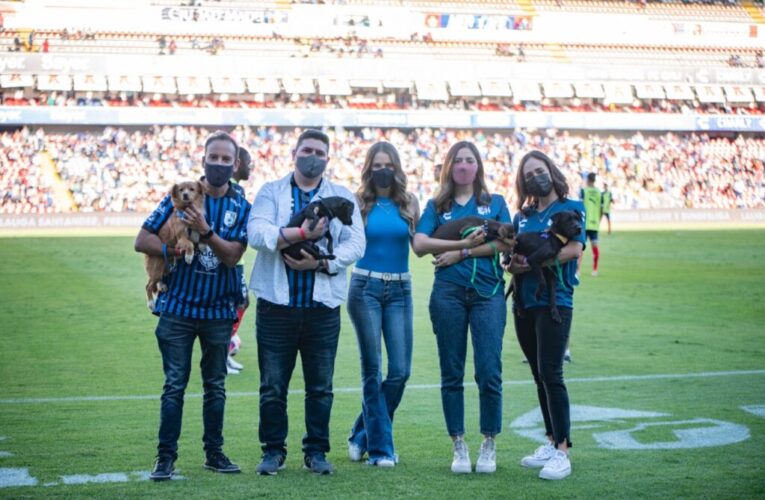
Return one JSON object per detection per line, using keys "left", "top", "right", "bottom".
{"left": 553, "top": 256, "right": 565, "bottom": 287}
{"left": 461, "top": 226, "right": 503, "bottom": 298}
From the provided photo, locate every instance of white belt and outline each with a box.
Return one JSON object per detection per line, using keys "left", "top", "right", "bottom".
{"left": 353, "top": 268, "right": 411, "bottom": 281}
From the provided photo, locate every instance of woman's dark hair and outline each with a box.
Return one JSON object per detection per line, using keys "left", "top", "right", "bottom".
{"left": 296, "top": 129, "right": 330, "bottom": 153}
{"left": 515, "top": 150, "right": 569, "bottom": 212}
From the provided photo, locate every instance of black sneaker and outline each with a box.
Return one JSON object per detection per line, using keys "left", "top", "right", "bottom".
{"left": 204, "top": 451, "right": 241, "bottom": 474}
{"left": 256, "top": 452, "right": 286, "bottom": 475}
{"left": 150, "top": 455, "right": 175, "bottom": 481}
{"left": 304, "top": 453, "right": 334, "bottom": 475}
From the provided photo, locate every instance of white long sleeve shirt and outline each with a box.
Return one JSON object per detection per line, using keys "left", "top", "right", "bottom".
{"left": 247, "top": 173, "right": 366, "bottom": 308}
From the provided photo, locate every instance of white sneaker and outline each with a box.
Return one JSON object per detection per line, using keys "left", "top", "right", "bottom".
{"left": 227, "top": 356, "right": 244, "bottom": 371}
{"left": 226, "top": 364, "right": 240, "bottom": 375}
{"left": 521, "top": 442, "right": 556, "bottom": 468}
{"left": 374, "top": 458, "right": 395, "bottom": 468}
{"left": 539, "top": 450, "right": 571, "bottom": 480}
{"left": 348, "top": 441, "right": 364, "bottom": 462}
{"left": 563, "top": 349, "right": 572, "bottom": 363}
{"left": 475, "top": 437, "right": 496, "bottom": 473}
{"left": 591, "top": 270, "right": 598, "bottom": 277}
{"left": 451, "top": 438, "right": 471, "bottom": 474}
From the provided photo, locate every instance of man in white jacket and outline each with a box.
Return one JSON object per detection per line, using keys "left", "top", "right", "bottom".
{"left": 247, "top": 129, "right": 365, "bottom": 476}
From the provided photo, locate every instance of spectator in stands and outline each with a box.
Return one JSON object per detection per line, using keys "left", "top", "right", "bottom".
{"left": 157, "top": 35, "right": 167, "bottom": 55}
{"left": 756, "top": 50, "right": 764, "bottom": 69}
{"left": 168, "top": 39, "right": 177, "bottom": 56}
{"left": 42, "top": 38, "right": 49, "bottom": 53}
{"left": 134, "top": 131, "right": 251, "bottom": 481}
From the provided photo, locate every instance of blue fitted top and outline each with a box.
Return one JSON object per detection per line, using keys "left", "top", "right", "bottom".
{"left": 355, "top": 197, "right": 411, "bottom": 273}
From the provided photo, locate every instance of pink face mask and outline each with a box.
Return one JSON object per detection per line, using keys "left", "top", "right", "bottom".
{"left": 452, "top": 161, "right": 478, "bottom": 186}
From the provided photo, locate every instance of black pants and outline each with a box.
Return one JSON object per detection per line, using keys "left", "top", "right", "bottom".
{"left": 514, "top": 306, "right": 573, "bottom": 447}
{"left": 255, "top": 299, "right": 341, "bottom": 457}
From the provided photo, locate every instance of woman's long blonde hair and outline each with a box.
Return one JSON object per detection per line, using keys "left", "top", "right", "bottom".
{"left": 356, "top": 142, "right": 417, "bottom": 235}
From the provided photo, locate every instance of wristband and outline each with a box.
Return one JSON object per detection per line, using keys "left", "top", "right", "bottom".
{"left": 460, "top": 248, "right": 470, "bottom": 259}
{"left": 279, "top": 227, "right": 292, "bottom": 244}
{"left": 299, "top": 227, "right": 307, "bottom": 240}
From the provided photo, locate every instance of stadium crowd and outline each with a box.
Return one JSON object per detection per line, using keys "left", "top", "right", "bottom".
{"left": 1, "top": 126, "right": 763, "bottom": 215}
{"left": 0, "top": 128, "right": 57, "bottom": 214}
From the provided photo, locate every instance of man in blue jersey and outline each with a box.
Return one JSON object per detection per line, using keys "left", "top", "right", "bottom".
{"left": 227, "top": 145, "right": 252, "bottom": 375}
{"left": 248, "top": 129, "right": 365, "bottom": 475}
{"left": 135, "top": 131, "right": 251, "bottom": 481}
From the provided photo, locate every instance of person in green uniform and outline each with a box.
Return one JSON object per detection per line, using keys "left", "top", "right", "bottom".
{"left": 578, "top": 173, "right": 602, "bottom": 277}
{"left": 601, "top": 184, "right": 612, "bottom": 235}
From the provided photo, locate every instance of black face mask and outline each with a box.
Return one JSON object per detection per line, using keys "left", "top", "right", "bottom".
{"left": 371, "top": 168, "right": 395, "bottom": 189}
{"left": 205, "top": 162, "right": 233, "bottom": 187}
{"left": 527, "top": 173, "right": 553, "bottom": 197}
{"left": 296, "top": 155, "right": 327, "bottom": 179}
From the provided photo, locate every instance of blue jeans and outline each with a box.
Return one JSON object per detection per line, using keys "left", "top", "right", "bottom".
{"left": 256, "top": 299, "right": 341, "bottom": 457}
{"left": 429, "top": 279, "right": 506, "bottom": 437}
{"left": 347, "top": 274, "right": 413, "bottom": 463}
{"left": 154, "top": 313, "right": 234, "bottom": 459}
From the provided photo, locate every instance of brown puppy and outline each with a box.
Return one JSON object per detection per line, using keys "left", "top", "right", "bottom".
{"left": 145, "top": 180, "right": 206, "bottom": 310}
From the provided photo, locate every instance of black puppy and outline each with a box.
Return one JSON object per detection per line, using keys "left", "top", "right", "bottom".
{"left": 282, "top": 196, "right": 354, "bottom": 265}
{"left": 432, "top": 216, "right": 515, "bottom": 243}
{"left": 506, "top": 210, "right": 582, "bottom": 323}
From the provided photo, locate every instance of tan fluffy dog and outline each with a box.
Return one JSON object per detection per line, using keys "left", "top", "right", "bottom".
{"left": 145, "top": 180, "right": 206, "bottom": 310}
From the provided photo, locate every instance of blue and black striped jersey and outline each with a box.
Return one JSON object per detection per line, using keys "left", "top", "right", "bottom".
{"left": 287, "top": 175, "right": 321, "bottom": 308}
{"left": 142, "top": 182, "right": 251, "bottom": 320}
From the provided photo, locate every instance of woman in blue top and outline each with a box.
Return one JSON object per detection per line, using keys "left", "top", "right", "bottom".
{"left": 506, "top": 150, "right": 585, "bottom": 481}
{"left": 347, "top": 142, "right": 420, "bottom": 467}
{"left": 413, "top": 141, "right": 514, "bottom": 474}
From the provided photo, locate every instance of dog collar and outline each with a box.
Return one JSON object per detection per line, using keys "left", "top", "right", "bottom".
{"left": 551, "top": 231, "right": 569, "bottom": 245}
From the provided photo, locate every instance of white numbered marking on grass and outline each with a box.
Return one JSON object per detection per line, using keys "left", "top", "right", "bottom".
{"left": 131, "top": 470, "right": 185, "bottom": 481}
{"left": 510, "top": 405, "right": 750, "bottom": 450}
{"left": 740, "top": 405, "right": 765, "bottom": 419}
{"left": 60, "top": 473, "right": 130, "bottom": 485}
{"left": 0, "top": 468, "right": 38, "bottom": 488}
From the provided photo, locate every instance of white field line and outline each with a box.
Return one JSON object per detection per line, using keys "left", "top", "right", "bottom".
{"left": 1, "top": 369, "right": 763, "bottom": 405}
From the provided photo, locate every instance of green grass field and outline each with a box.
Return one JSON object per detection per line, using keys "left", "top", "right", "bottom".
{"left": 1, "top": 230, "right": 764, "bottom": 499}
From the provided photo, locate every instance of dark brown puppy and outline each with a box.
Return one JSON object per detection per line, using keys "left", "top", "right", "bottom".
{"left": 144, "top": 180, "right": 206, "bottom": 310}
{"left": 506, "top": 210, "right": 582, "bottom": 323}
{"left": 282, "top": 196, "right": 354, "bottom": 265}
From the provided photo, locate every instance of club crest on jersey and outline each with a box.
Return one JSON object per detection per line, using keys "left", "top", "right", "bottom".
{"left": 198, "top": 245, "right": 220, "bottom": 271}
{"left": 443, "top": 211, "right": 452, "bottom": 221}
{"left": 224, "top": 210, "right": 237, "bottom": 227}
{"left": 477, "top": 205, "right": 491, "bottom": 216}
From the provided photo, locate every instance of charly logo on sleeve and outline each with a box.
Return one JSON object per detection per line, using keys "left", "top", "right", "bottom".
{"left": 477, "top": 205, "right": 491, "bottom": 215}
{"left": 223, "top": 210, "right": 237, "bottom": 228}
{"left": 443, "top": 211, "right": 452, "bottom": 221}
